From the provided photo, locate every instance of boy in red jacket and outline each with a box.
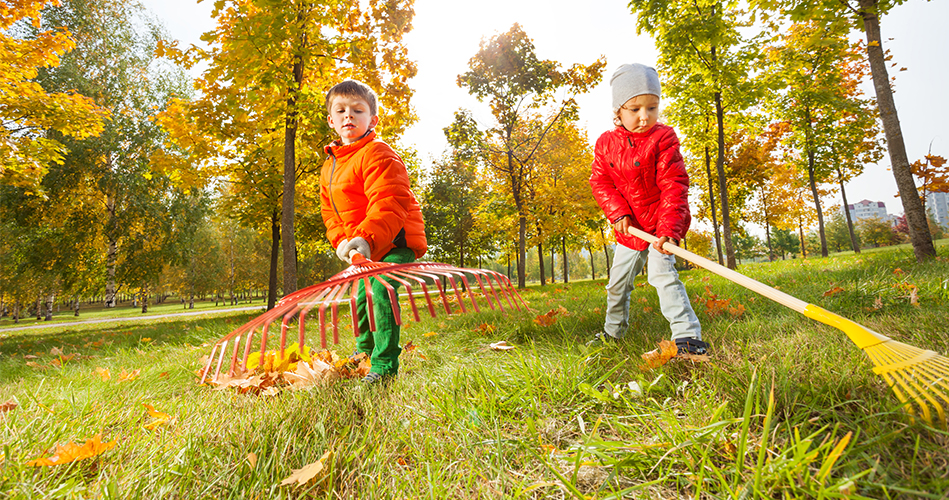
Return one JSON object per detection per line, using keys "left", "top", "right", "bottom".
{"left": 588, "top": 63, "right": 706, "bottom": 356}
{"left": 320, "top": 79, "right": 427, "bottom": 383}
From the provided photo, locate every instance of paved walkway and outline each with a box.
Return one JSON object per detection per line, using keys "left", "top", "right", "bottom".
{"left": 0, "top": 306, "right": 262, "bottom": 334}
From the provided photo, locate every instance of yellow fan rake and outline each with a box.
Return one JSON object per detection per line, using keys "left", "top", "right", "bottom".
{"left": 200, "top": 256, "right": 525, "bottom": 384}
{"left": 629, "top": 227, "right": 948, "bottom": 428}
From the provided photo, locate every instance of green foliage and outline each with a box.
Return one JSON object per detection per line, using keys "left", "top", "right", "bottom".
{"left": 857, "top": 217, "right": 897, "bottom": 248}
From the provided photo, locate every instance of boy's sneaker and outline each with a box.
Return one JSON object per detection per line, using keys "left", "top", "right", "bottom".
{"left": 361, "top": 372, "right": 393, "bottom": 385}
{"left": 675, "top": 338, "right": 709, "bottom": 356}
{"left": 586, "top": 332, "right": 619, "bottom": 347}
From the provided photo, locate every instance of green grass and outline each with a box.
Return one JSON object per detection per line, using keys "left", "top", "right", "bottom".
{"left": 1, "top": 244, "right": 948, "bottom": 498}
{"left": 0, "top": 295, "right": 265, "bottom": 330}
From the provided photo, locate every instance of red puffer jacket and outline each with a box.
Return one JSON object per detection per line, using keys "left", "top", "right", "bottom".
{"left": 321, "top": 132, "right": 427, "bottom": 262}
{"left": 589, "top": 124, "right": 691, "bottom": 251}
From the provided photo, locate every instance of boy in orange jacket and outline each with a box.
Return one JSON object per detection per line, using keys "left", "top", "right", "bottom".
{"left": 320, "top": 79, "right": 427, "bottom": 384}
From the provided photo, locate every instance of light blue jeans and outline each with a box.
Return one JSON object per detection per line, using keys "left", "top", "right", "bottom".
{"left": 604, "top": 243, "right": 702, "bottom": 341}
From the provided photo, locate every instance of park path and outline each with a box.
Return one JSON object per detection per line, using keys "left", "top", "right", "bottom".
{"left": 0, "top": 306, "right": 262, "bottom": 334}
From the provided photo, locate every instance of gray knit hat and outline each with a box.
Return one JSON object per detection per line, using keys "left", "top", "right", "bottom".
{"left": 610, "top": 63, "right": 661, "bottom": 113}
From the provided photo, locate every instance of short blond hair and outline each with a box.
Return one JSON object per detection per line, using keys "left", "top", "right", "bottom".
{"left": 325, "top": 79, "right": 378, "bottom": 116}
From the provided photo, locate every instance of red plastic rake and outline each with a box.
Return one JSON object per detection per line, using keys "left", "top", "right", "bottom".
{"left": 199, "top": 255, "right": 526, "bottom": 384}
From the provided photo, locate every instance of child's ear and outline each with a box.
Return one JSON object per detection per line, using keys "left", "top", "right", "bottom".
{"left": 370, "top": 115, "right": 379, "bottom": 129}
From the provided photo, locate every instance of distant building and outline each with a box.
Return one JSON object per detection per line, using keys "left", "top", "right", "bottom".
{"left": 926, "top": 191, "right": 949, "bottom": 229}
{"left": 845, "top": 199, "right": 892, "bottom": 223}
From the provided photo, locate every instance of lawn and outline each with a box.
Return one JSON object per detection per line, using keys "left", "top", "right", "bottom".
{"left": 1, "top": 243, "right": 948, "bottom": 498}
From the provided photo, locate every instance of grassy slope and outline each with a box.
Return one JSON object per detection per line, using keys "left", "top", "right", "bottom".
{"left": 1, "top": 242, "right": 947, "bottom": 499}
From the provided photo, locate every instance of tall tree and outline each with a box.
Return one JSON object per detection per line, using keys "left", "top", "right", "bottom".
{"left": 630, "top": 0, "right": 763, "bottom": 269}
{"left": 158, "top": 0, "right": 417, "bottom": 298}
{"left": 765, "top": 20, "right": 881, "bottom": 257}
{"left": 457, "top": 24, "right": 604, "bottom": 287}
{"left": 759, "top": 0, "right": 937, "bottom": 261}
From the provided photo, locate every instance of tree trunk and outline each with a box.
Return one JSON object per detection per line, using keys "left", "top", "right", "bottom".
{"left": 837, "top": 166, "right": 861, "bottom": 253}
{"left": 599, "top": 226, "right": 611, "bottom": 279}
{"left": 706, "top": 137, "right": 723, "bottom": 266}
{"left": 561, "top": 237, "right": 569, "bottom": 283}
{"left": 104, "top": 238, "right": 118, "bottom": 308}
{"left": 798, "top": 215, "right": 807, "bottom": 258}
{"left": 587, "top": 245, "right": 596, "bottom": 280}
{"left": 550, "top": 246, "right": 555, "bottom": 284}
{"left": 36, "top": 297, "right": 42, "bottom": 320}
{"left": 516, "top": 199, "right": 527, "bottom": 288}
{"left": 282, "top": 39, "right": 305, "bottom": 297}
{"left": 141, "top": 283, "right": 148, "bottom": 314}
{"left": 44, "top": 294, "right": 54, "bottom": 321}
{"left": 537, "top": 243, "right": 546, "bottom": 286}
{"left": 13, "top": 300, "right": 20, "bottom": 324}
{"left": 859, "top": 0, "right": 935, "bottom": 261}
{"left": 804, "top": 106, "right": 828, "bottom": 257}
{"left": 73, "top": 297, "right": 80, "bottom": 317}
{"left": 268, "top": 208, "right": 280, "bottom": 310}
{"left": 713, "top": 86, "right": 736, "bottom": 269}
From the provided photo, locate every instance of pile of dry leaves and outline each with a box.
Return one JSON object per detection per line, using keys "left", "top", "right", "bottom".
{"left": 200, "top": 343, "right": 372, "bottom": 396}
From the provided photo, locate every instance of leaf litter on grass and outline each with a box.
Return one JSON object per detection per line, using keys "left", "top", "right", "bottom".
{"left": 206, "top": 343, "right": 371, "bottom": 396}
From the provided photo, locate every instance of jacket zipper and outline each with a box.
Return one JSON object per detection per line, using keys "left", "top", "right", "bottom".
{"left": 328, "top": 150, "right": 342, "bottom": 220}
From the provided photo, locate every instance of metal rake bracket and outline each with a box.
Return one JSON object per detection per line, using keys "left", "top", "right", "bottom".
{"left": 200, "top": 258, "right": 526, "bottom": 384}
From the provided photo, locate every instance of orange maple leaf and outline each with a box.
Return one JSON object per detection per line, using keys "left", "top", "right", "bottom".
{"left": 118, "top": 368, "right": 140, "bottom": 382}
{"left": 95, "top": 367, "right": 111, "bottom": 381}
{"left": 822, "top": 286, "right": 845, "bottom": 297}
{"left": 0, "top": 398, "right": 17, "bottom": 413}
{"left": 26, "top": 434, "right": 116, "bottom": 466}
{"left": 640, "top": 340, "right": 678, "bottom": 371}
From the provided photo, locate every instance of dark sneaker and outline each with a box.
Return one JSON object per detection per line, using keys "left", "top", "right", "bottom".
{"left": 675, "top": 338, "right": 709, "bottom": 356}
{"left": 361, "top": 372, "right": 394, "bottom": 385}
{"left": 586, "top": 332, "right": 620, "bottom": 347}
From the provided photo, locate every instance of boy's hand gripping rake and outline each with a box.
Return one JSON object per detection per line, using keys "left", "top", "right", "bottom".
{"left": 630, "top": 227, "right": 948, "bottom": 428}
{"left": 200, "top": 255, "right": 526, "bottom": 385}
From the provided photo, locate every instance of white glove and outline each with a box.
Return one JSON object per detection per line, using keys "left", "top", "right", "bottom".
{"left": 335, "top": 239, "right": 350, "bottom": 263}
{"left": 342, "top": 237, "right": 370, "bottom": 263}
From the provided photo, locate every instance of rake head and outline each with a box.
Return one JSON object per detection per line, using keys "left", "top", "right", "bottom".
{"left": 864, "top": 339, "right": 949, "bottom": 429}
{"left": 199, "top": 256, "right": 526, "bottom": 384}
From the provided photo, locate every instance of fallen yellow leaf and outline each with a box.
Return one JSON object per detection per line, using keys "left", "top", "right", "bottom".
{"left": 143, "top": 403, "right": 171, "bottom": 430}
{"left": 26, "top": 434, "right": 116, "bottom": 466}
{"left": 281, "top": 451, "right": 333, "bottom": 487}
{"left": 95, "top": 367, "right": 111, "bottom": 381}
{"left": 247, "top": 452, "right": 258, "bottom": 468}
{"left": 118, "top": 368, "right": 140, "bottom": 382}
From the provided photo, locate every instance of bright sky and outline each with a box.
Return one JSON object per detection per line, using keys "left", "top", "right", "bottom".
{"left": 142, "top": 0, "right": 948, "bottom": 220}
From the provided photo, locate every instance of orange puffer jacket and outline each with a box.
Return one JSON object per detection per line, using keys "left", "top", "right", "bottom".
{"left": 320, "top": 132, "right": 427, "bottom": 262}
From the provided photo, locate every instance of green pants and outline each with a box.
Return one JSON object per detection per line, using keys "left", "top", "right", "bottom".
{"left": 356, "top": 247, "right": 415, "bottom": 375}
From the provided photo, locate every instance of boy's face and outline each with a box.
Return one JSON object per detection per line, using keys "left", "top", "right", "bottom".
{"left": 618, "top": 94, "right": 659, "bottom": 134}
{"left": 327, "top": 94, "right": 378, "bottom": 145}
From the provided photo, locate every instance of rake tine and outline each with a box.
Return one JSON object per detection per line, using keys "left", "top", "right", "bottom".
{"left": 240, "top": 327, "right": 257, "bottom": 373}
{"left": 200, "top": 343, "right": 219, "bottom": 384}
{"left": 443, "top": 272, "right": 468, "bottom": 314}
{"left": 457, "top": 273, "right": 482, "bottom": 313}
{"left": 228, "top": 334, "right": 243, "bottom": 376}
{"left": 299, "top": 287, "right": 334, "bottom": 351}
{"left": 414, "top": 270, "right": 453, "bottom": 314}
{"left": 488, "top": 271, "right": 519, "bottom": 311}
{"left": 475, "top": 271, "right": 505, "bottom": 312}
{"left": 384, "top": 271, "right": 422, "bottom": 322}
{"left": 393, "top": 270, "right": 437, "bottom": 318}
{"left": 317, "top": 285, "right": 344, "bottom": 349}
{"left": 350, "top": 280, "right": 359, "bottom": 337}
{"left": 468, "top": 272, "right": 497, "bottom": 311}
{"left": 213, "top": 340, "right": 228, "bottom": 383}
{"left": 373, "top": 272, "right": 403, "bottom": 325}
{"left": 258, "top": 322, "right": 270, "bottom": 360}
{"left": 363, "top": 277, "right": 378, "bottom": 332}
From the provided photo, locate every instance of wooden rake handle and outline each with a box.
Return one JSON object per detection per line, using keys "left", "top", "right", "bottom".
{"left": 627, "top": 227, "right": 890, "bottom": 350}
